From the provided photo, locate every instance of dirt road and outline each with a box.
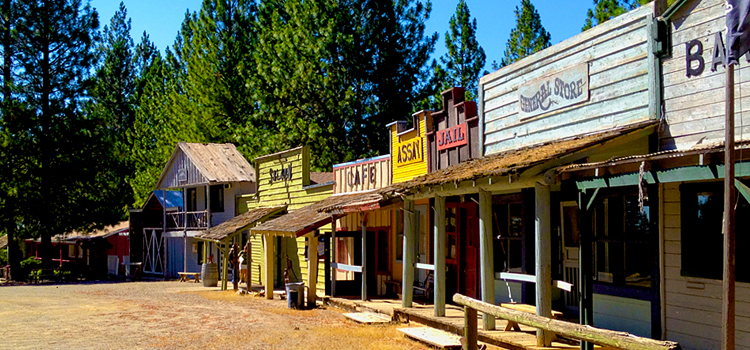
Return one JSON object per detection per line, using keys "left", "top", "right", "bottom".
{"left": 0, "top": 281, "right": 430, "bottom": 350}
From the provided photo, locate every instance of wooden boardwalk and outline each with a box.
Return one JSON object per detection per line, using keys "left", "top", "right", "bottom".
{"left": 326, "top": 297, "right": 616, "bottom": 350}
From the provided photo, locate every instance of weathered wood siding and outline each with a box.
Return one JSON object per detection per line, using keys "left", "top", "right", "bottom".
{"left": 333, "top": 155, "right": 391, "bottom": 194}
{"left": 243, "top": 146, "right": 332, "bottom": 290}
{"left": 427, "top": 87, "right": 480, "bottom": 171}
{"left": 479, "top": 4, "right": 656, "bottom": 156}
{"left": 159, "top": 150, "right": 209, "bottom": 189}
{"left": 390, "top": 112, "right": 430, "bottom": 183}
{"left": 661, "top": 182, "right": 750, "bottom": 349}
{"left": 661, "top": 0, "right": 750, "bottom": 150}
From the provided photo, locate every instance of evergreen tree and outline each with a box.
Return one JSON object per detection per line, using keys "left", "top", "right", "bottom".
{"left": 436, "top": 0, "right": 485, "bottom": 101}
{"left": 500, "top": 0, "right": 550, "bottom": 67}
{"left": 15, "top": 0, "right": 125, "bottom": 268}
{"left": 581, "top": 0, "right": 651, "bottom": 31}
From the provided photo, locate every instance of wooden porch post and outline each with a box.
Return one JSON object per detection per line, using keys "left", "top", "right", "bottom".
{"left": 434, "top": 195, "right": 447, "bottom": 317}
{"left": 361, "top": 212, "right": 367, "bottom": 301}
{"left": 263, "top": 234, "right": 274, "bottom": 299}
{"left": 479, "top": 189, "right": 496, "bottom": 330}
{"left": 535, "top": 183, "right": 553, "bottom": 346}
{"left": 221, "top": 242, "right": 229, "bottom": 291}
{"left": 331, "top": 216, "right": 337, "bottom": 297}
{"left": 183, "top": 187, "right": 188, "bottom": 273}
{"left": 246, "top": 237, "right": 252, "bottom": 288}
{"left": 307, "top": 233, "right": 319, "bottom": 307}
{"left": 401, "top": 198, "right": 415, "bottom": 307}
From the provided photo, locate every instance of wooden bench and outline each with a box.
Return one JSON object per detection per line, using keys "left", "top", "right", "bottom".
{"left": 383, "top": 279, "right": 402, "bottom": 298}
{"left": 500, "top": 303, "right": 563, "bottom": 331}
{"left": 178, "top": 272, "right": 201, "bottom": 283}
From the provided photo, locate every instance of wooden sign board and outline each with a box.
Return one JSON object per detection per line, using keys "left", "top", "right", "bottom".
{"left": 436, "top": 123, "right": 468, "bottom": 151}
{"left": 389, "top": 111, "right": 430, "bottom": 183}
{"left": 333, "top": 155, "right": 391, "bottom": 194}
{"left": 518, "top": 63, "right": 589, "bottom": 121}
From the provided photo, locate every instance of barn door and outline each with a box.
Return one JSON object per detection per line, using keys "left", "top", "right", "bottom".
{"left": 560, "top": 201, "right": 580, "bottom": 313}
{"left": 143, "top": 229, "right": 166, "bottom": 275}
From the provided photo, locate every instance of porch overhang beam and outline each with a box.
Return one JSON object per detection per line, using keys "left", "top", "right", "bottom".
{"left": 405, "top": 175, "right": 542, "bottom": 200}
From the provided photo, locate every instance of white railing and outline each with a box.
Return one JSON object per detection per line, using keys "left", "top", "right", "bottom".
{"left": 167, "top": 210, "right": 209, "bottom": 230}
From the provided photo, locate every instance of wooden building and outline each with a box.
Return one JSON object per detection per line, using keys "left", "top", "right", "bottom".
{"left": 242, "top": 146, "right": 334, "bottom": 298}
{"left": 557, "top": 0, "right": 750, "bottom": 348}
{"left": 138, "top": 142, "right": 256, "bottom": 279}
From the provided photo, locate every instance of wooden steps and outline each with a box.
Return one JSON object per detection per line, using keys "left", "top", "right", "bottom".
{"left": 398, "top": 327, "right": 462, "bottom": 349}
{"left": 343, "top": 312, "right": 391, "bottom": 324}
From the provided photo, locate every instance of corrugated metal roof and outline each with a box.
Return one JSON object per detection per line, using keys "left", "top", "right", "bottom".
{"left": 385, "top": 120, "right": 658, "bottom": 194}
{"left": 251, "top": 193, "right": 378, "bottom": 237}
{"left": 155, "top": 142, "right": 255, "bottom": 189}
{"left": 196, "top": 206, "right": 286, "bottom": 242}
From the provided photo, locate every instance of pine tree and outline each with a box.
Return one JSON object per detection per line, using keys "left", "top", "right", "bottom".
{"left": 582, "top": 0, "right": 651, "bottom": 31}
{"left": 436, "top": 0, "right": 485, "bottom": 101}
{"left": 15, "top": 0, "right": 126, "bottom": 268}
{"left": 500, "top": 0, "right": 551, "bottom": 67}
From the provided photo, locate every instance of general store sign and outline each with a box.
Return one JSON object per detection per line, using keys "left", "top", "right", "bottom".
{"left": 436, "top": 123, "right": 468, "bottom": 151}
{"left": 518, "top": 63, "right": 589, "bottom": 120}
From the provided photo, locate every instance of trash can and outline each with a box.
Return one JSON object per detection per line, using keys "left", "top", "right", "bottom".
{"left": 285, "top": 282, "right": 305, "bottom": 309}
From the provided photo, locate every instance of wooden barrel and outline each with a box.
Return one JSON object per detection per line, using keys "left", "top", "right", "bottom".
{"left": 201, "top": 263, "right": 218, "bottom": 287}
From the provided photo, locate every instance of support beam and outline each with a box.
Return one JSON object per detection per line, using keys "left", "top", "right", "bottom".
{"left": 183, "top": 188, "right": 188, "bottom": 274}
{"left": 222, "top": 242, "right": 229, "bottom": 291}
{"left": 402, "top": 199, "right": 416, "bottom": 307}
{"left": 361, "top": 213, "right": 367, "bottom": 301}
{"left": 434, "top": 195, "right": 447, "bottom": 317}
{"left": 464, "top": 306, "right": 478, "bottom": 350}
{"left": 479, "top": 189, "right": 496, "bottom": 330}
{"left": 331, "top": 216, "right": 337, "bottom": 297}
{"left": 263, "top": 234, "right": 274, "bottom": 299}
{"left": 579, "top": 192, "right": 594, "bottom": 350}
{"left": 307, "top": 234, "right": 319, "bottom": 308}
{"left": 535, "top": 182, "right": 553, "bottom": 346}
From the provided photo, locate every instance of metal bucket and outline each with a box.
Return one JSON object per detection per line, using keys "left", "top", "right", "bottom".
{"left": 285, "top": 282, "right": 305, "bottom": 309}
{"left": 201, "top": 263, "right": 219, "bottom": 287}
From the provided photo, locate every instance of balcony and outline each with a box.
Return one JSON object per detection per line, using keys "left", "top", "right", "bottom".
{"left": 166, "top": 210, "right": 209, "bottom": 230}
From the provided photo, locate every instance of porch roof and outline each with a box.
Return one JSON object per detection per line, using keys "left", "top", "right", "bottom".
{"left": 382, "top": 120, "right": 658, "bottom": 196}
{"left": 196, "top": 205, "right": 286, "bottom": 242}
{"left": 250, "top": 192, "right": 383, "bottom": 237}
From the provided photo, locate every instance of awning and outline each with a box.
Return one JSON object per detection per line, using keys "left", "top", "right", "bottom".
{"left": 558, "top": 140, "right": 750, "bottom": 190}
{"left": 384, "top": 120, "right": 658, "bottom": 195}
{"left": 251, "top": 192, "right": 386, "bottom": 237}
{"left": 196, "top": 205, "right": 286, "bottom": 243}
{"left": 317, "top": 190, "right": 398, "bottom": 214}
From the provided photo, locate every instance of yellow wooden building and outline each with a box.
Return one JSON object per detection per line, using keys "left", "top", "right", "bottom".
{"left": 240, "top": 146, "right": 333, "bottom": 294}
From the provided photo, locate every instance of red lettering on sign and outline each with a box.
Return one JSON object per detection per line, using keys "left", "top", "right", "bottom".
{"left": 436, "top": 123, "right": 468, "bottom": 151}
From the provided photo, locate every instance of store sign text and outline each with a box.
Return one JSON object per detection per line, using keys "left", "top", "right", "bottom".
{"left": 517, "top": 64, "right": 589, "bottom": 120}
{"left": 269, "top": 164, "right": 292, "bottom": 183}
{"left": 436, "top": 123, "right": 468, "bottom": 151}
{"left": 685, "top": 32, "right": 750, "bottom": 78}
{"left": 347, "top": 165, "right": 377, "bottom": 187}
{"left": 394, "top": 138, "right": 424, "bottom": 167}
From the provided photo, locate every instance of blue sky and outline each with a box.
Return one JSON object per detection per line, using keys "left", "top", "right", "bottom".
{"left": 89, "top": 0, "right": 594, "bottom": 72}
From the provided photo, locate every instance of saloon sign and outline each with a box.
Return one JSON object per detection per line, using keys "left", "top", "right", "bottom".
{"left": 518, "top": 63, "right": 589, "bottom": 120}
{"left": 269, "top": 163, "right": 292, "bottom": 183}
{"left": 436, "top": 123, "right": 468, "bottom": 151}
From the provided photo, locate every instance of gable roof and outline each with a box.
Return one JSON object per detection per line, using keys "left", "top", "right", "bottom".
{"left": 154, "top": 142, "right": 255, "bottom": 189}
{"left": 309, "top": 172, "right": 333, "bottom": 186}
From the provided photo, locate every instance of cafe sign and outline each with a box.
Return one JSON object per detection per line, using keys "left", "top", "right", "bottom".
{"left": 518, "top": 63, "right": 589, "bottom": 120}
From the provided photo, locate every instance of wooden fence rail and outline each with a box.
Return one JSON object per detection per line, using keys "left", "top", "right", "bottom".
{"left": 453, "top": 294, "right": 681, "bottom": 350}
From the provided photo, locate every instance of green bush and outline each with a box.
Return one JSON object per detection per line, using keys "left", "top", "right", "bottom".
{"left": 20, "top": 257, "right": 41, "bottom": 280}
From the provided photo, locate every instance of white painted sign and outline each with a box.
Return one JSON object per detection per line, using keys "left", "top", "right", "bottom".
{"left": 518, "top": 63, "right": 589, "bottom": 120}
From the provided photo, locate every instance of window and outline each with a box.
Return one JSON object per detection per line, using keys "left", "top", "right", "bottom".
{"left": 210, "top": 185, "right": 224, "bottom": 213}
{"left": 187, "top": 188, "right": 197, "bottom": 211}
{"left": 493, "top": 199, "right": 524, "bottom": 273}
{"left": 197, "top": 241, "right": 204, "bottom": 265}
{"left": 681, "top": 182, "right": 750, "bottom": 282}
{"left": 591, "top": 193, "right": 655, "bottom": 288}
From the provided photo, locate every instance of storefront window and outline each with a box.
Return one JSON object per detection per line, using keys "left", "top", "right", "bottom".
{"left": 592, "top": 193, "right": 655, "bottom": 288}
{"left": 681, "top": 182, "right": 750, "bottom": 282}
{"left": 493, "top": 200, "right": 524, "bottom": 273}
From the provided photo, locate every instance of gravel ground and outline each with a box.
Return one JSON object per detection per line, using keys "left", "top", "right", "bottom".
{"left": 0, "top": 281, "right": 431, "bottom": 350}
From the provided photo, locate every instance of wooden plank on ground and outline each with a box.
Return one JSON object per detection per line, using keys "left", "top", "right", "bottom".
{"left": 343, "top": 312, "right": 391, "bottom": 325}
{"left": 398, "top": 327, "right": 462, "bottom": 349}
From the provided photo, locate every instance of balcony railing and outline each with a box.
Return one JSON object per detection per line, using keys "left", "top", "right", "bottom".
{"left": 166, "top": 210, "right": 209, "bottom": 230}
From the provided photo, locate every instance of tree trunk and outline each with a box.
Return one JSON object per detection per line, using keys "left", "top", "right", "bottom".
{"left": 39, "top": 0, "right": 52, "bottom": 269}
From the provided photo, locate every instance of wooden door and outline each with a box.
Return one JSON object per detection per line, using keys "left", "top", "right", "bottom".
{"left": 560, "top": 201, "right": 581, "bottom": 313}
{"left": 460, "top": 202, "right": 480, "bottom": 299}
{"left": 445, "top": 203, "right": 459, "bottom": 299}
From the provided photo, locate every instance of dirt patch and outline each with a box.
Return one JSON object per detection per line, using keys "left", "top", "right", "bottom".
{"left": 0, "top": 281, "right": 431, "bottom": 350}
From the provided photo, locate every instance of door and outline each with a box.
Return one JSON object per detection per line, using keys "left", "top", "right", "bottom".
{"left": 460, "top": 202, "right": 480, "bottom": 299}
{"left": 445, "top": 203, "right": 459, "bottom": 299}
{"left": 560, "top": 201, "right": 581, "bottom": 313}
{"left": 414, "top": 205, "right": 429, "bottom": 284}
